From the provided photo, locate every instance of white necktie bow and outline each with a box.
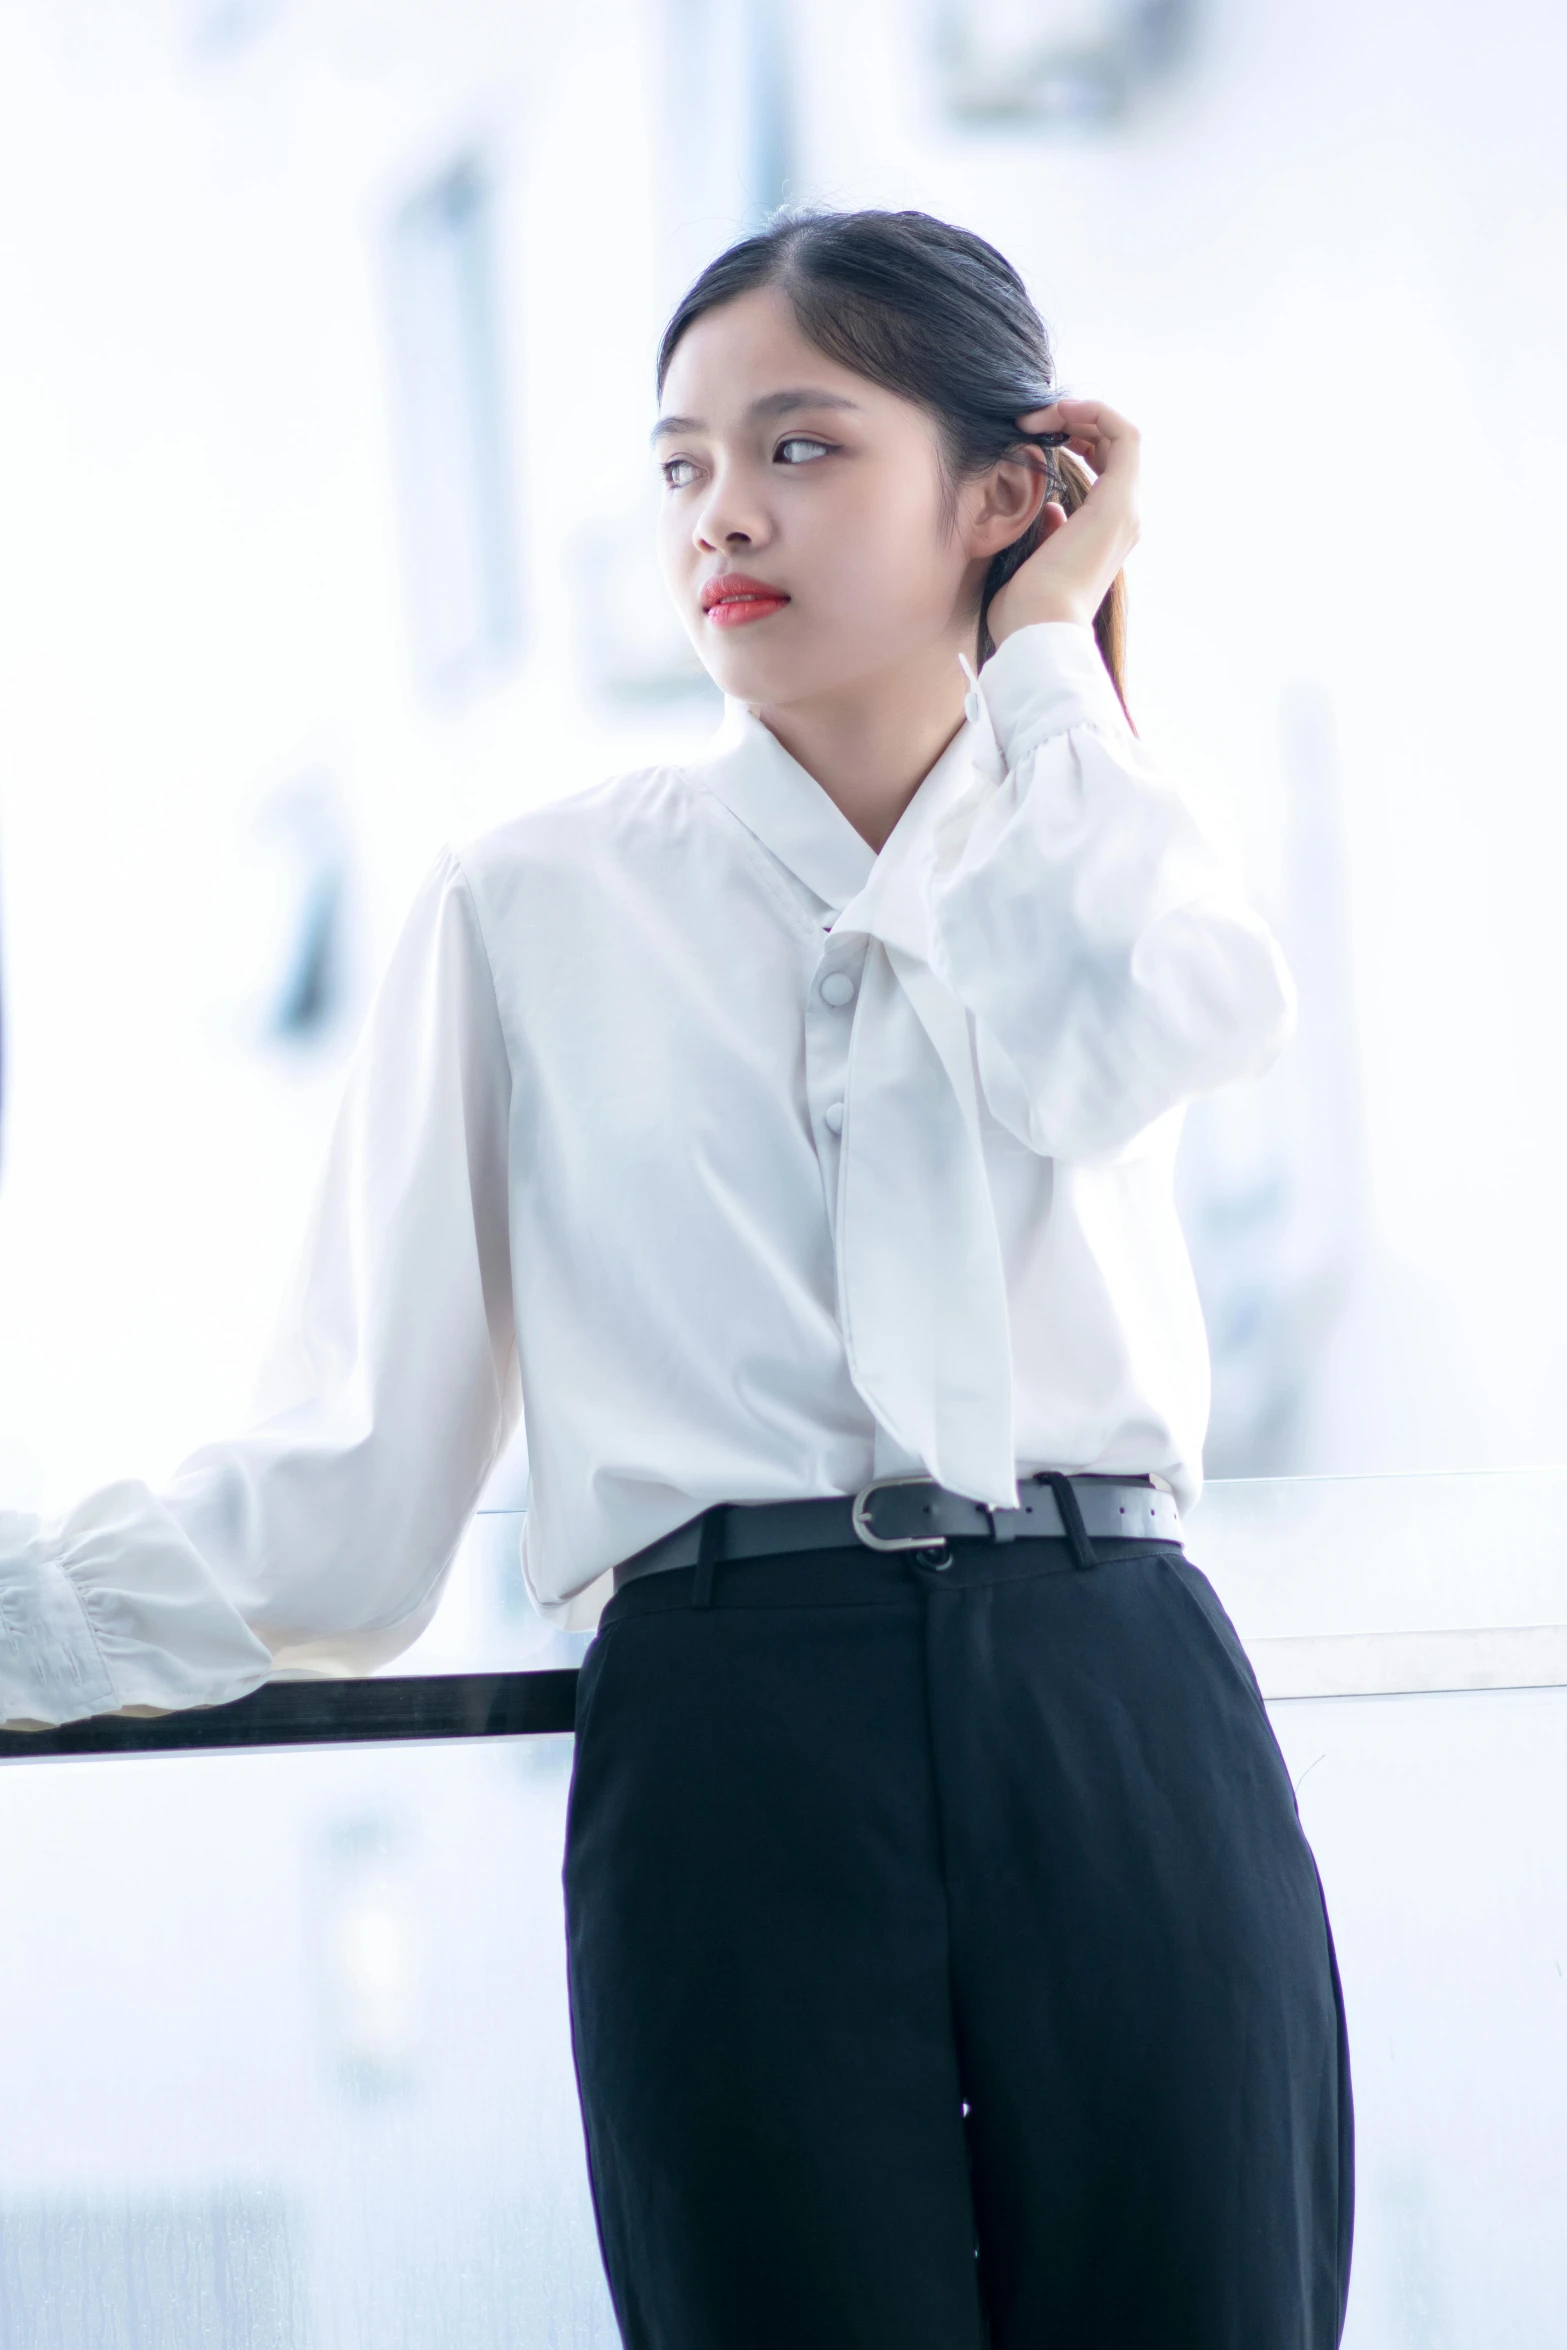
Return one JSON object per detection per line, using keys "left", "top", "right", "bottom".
{"left": 829, "top": 695, "right": 1020, "bottom": 1506}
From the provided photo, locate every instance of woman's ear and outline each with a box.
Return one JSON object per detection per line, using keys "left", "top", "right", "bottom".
{"left": 963, "top": 453, "right": 1052, "bottom": 560}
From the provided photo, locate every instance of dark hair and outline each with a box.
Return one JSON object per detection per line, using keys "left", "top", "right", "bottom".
{"left": 657, "top": 207, "right": 1128, "bottom": 704}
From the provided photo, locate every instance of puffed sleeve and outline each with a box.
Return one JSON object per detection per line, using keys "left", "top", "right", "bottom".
{"left": 0, "top": 849, "right": 519, "bottom": 1728}
{"left": 930, "top": 623, "right": 1295, "bottom": 1162}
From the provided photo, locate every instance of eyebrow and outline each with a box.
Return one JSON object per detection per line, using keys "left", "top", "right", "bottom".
{"left": 650, "top": 388, "right": 864, "bottom": 444}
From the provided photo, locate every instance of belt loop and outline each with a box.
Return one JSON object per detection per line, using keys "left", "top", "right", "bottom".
{"left": 1041, "top": 1473, "right": 1096, "bottom": 1572}
{"left": 692, "top": 1506, "right": 725, "bottom": 1609}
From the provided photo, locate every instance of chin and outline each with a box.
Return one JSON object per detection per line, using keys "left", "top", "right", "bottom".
{"left": 698, "top": 642, "right": 808, "bottom": 705}
{"left": 700, "top": 632, "right": 881, "bottom": 711}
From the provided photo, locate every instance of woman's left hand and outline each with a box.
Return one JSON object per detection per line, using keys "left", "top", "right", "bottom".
{"left": 986, "top": 397, "right": 1141, "bottom": 646}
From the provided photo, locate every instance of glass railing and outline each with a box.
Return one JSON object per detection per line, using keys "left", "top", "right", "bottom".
{"left": 3, "top": 1477, "right": 1565, "bottom": 2345}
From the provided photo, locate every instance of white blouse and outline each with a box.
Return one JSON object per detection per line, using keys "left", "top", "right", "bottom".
{"left": 0, "top": 624, "right": 1292, "bottom": 1727}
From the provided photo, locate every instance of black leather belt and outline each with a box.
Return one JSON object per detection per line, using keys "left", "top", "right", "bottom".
{"left": 612, "top": 1473, "right": 1181, "bottom": 1593}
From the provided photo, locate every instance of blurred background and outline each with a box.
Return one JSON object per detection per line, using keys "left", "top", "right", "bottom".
{"left": 2, "top": 0, "right": 1565, "bottom": 1512}
{"left": 3, "top": 9, "right": 1567, "bottom": 2344}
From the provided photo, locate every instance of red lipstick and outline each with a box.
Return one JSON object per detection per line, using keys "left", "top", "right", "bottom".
{"left": 700, "top": 571, "right": 791, "bottom": 628}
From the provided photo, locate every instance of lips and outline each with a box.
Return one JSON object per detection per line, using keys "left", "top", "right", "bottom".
{"left": 700, "top": 571, "right": 791, "bottom": 628}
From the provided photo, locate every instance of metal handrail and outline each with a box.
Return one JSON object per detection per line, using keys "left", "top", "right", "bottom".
{"left": 0, "top": 1668, "right": 579, "bottom": 1762}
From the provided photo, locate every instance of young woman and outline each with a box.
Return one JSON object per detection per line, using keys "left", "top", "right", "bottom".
{"left": 1, "top": 210, "right": 1352, "bottom": 2347}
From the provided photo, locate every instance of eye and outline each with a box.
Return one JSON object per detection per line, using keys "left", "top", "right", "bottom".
{"left": 661, "top": 456, "right": 699, "bottom": 489}
{"left": 775, "top": 436, "right": 831, "bottom": 466}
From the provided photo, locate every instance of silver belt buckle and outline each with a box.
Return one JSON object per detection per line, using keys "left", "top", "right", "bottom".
{"left": 851, "top": 1475, "right": 945, "bottom": 1553}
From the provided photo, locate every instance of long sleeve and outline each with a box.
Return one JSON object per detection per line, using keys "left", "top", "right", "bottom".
{"left": 0, "top": 850, "right": 519, "bottom": 1728}
{"left": 930, "top": 623, "right": 1295, "bottom": 1163}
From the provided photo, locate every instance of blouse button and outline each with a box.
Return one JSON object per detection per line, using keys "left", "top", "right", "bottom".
{"left": 823, "top": 1101, "right": 844, "bottom": 1135}
{"left": 819, "top": 970, "right": 857, "bottom": 1008}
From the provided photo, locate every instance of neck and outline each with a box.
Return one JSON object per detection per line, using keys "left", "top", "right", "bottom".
{"left": 753, "top": 633, "right": 974, "bottom": 852}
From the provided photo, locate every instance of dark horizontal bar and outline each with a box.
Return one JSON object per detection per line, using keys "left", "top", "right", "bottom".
{"left": 0, "top": 1669, "right": 580, "bottom": 1762}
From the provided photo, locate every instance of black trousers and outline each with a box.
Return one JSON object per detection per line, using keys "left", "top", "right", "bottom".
{"left": 564, "top": 1533, "right": 1354, "bottom": 2350}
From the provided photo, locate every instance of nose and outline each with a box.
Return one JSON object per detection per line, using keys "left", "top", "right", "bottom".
{"left": 691, "top": 464, "right": 771, "bottom": 557}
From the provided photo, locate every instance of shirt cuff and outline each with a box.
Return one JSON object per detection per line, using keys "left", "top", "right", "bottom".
{"left": 0, "top": 1513, "right": 118, "bottom": 1725}
{"left": 2, "top": 1484, "right": 278, "bottom": 1728}
{"left": 977, "top": 622, "right": 1129, "bottom": 771}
